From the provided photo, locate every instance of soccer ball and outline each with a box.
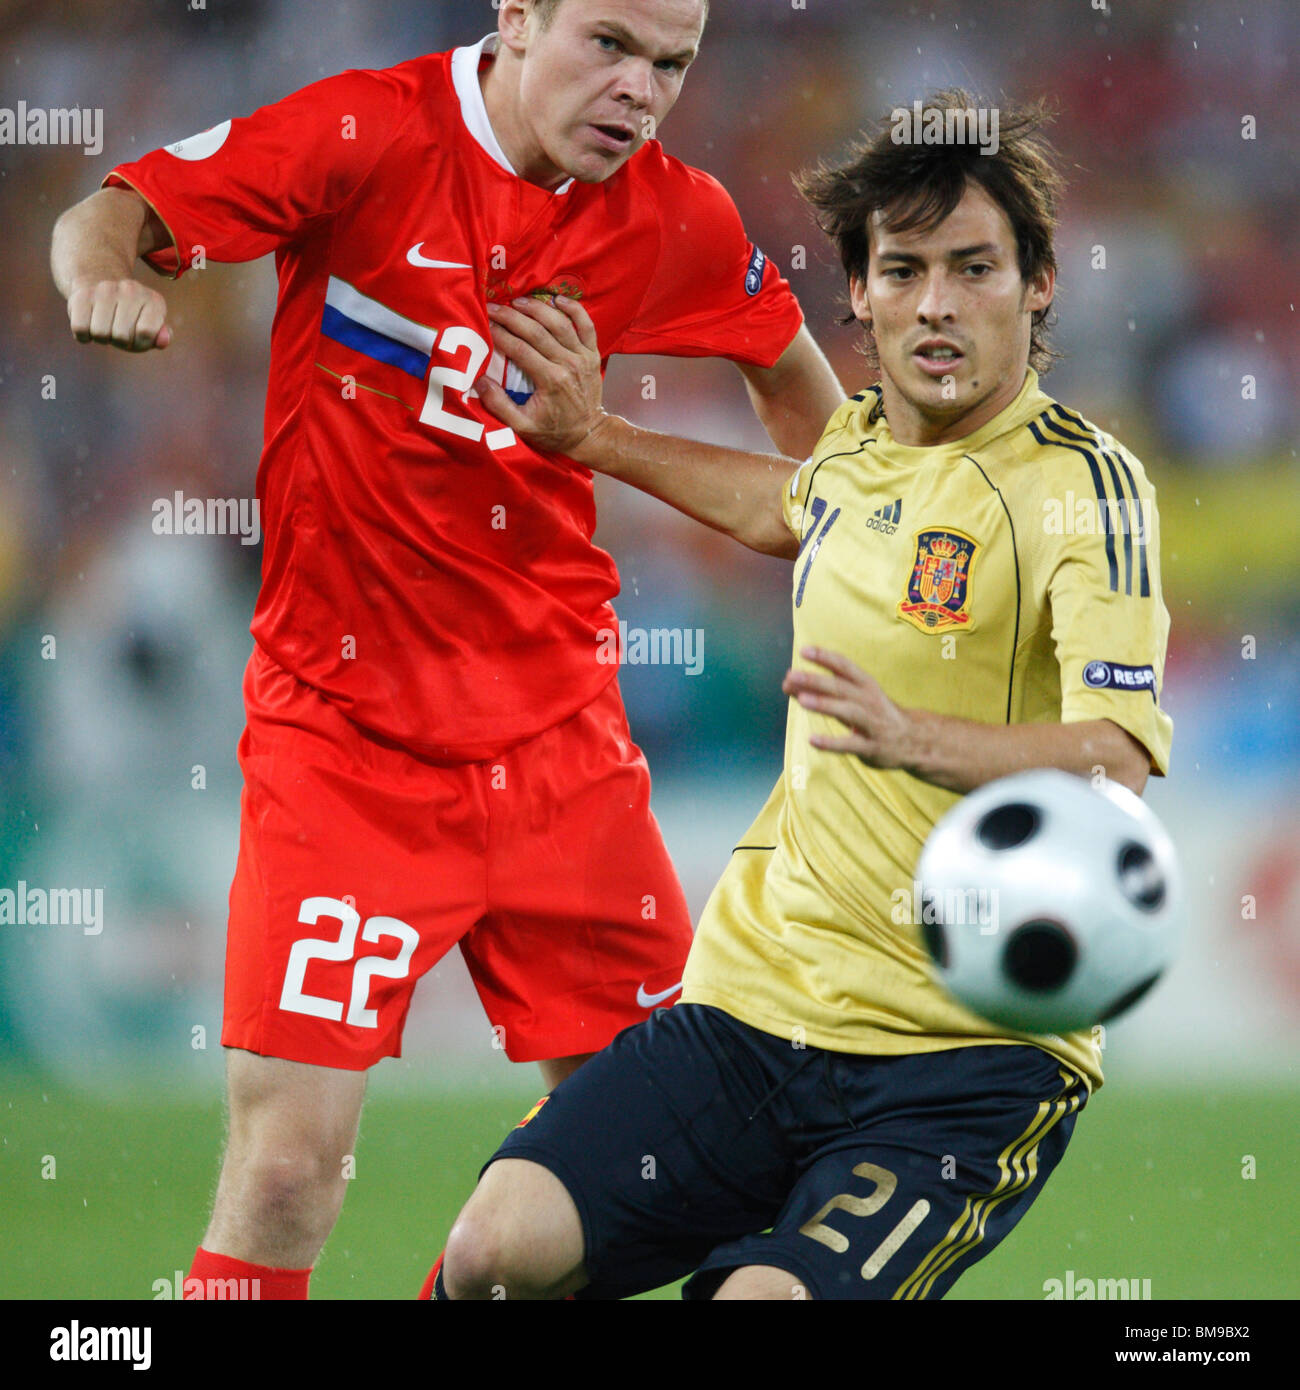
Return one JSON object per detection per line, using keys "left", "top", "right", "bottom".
{"left": 917, "top": 770, "right": 1181, "bottom": 1035}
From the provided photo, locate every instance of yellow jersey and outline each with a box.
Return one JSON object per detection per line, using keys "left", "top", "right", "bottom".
{"left": 680, "top": 371, "right": 1174, "bottom": 1090}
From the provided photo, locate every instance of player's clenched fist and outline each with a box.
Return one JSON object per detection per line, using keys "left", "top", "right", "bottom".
{"left": 66, "top": 277, "right": 172, "bottom": 352}
{"left": 478, "top": 295, "right": 604, "bottom": 456}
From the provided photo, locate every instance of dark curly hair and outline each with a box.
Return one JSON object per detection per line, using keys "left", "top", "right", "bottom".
{"left": 796, "top": 90, "right": 1063, "bottom": 374}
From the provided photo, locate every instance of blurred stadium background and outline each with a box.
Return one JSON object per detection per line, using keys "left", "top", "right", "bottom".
{"left": 0, "top": 0, "right": 1296, "bottom": 1300}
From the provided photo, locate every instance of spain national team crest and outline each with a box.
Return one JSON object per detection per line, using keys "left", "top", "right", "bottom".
{"left": 899, "top": 528, "right": 980, "bottom": 633}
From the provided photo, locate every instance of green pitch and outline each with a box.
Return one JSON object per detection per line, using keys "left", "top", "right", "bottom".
{"left": 1, "top": 1070, "right": 1294, "bottom": 1300}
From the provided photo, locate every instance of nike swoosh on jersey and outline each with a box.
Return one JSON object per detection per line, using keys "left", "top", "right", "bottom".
{"left": 406, "top": 244, "right": 473, "bottom": 269}
{"left": 636, "top": 981, "right": 684, "bottom": 1008}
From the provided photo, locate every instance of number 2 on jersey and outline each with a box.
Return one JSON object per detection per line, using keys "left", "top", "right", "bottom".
{"left": 419, "top": 326, "right": 515, "bottom": 451}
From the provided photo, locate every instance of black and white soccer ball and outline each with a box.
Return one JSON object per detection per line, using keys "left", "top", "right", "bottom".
{"left": 917, "top": 770, "right": 1182, "bottom": 1034}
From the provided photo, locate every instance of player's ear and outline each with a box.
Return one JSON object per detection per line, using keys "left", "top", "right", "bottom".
{"left": 849, "top": 273, "right": 872, "bottom": 329}
{"left": 498, "top": 0, "right": 532, "bottom": 54}
{"left": 1024, "top": 265, "right": 1055, "bottom": 317}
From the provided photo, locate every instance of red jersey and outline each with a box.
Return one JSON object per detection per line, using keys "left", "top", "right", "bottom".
{"left": 105, "top": 36, "right": 803, "bottom": 761}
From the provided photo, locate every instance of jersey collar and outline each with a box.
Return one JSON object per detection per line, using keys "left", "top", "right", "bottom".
{"left": 451, "top": 35, "right": 575, "bottom": 195}
{"left": 869, "top": 369, "right": 1051, "bottom": 462}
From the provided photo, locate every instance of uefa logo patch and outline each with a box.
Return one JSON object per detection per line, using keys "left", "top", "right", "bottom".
{"left": 1083, "top": 660, "right": 1157, "bottom": 694}
{"left": 745, "top": 245, "right": 767, "bottom": 296}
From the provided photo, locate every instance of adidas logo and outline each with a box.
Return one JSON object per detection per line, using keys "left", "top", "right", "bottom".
{"left": 866, "top": 498, "right": 902, "bottom": 535}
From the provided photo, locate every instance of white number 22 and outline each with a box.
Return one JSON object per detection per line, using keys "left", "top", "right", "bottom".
{"left": 279, "top": 896, "right": 419, "bottom": 1029}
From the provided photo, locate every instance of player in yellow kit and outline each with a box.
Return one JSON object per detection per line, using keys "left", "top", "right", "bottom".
{"left": 680, "top": 371, "right": 1172, "bottom": 1093}
{"left": 430, "top": 93, "right": 1174, "bottom": 1300}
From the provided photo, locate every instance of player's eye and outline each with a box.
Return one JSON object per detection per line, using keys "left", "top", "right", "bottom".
{"left": 595, "top": 35, "right": 623, "bottom": 55}
{"left": 963, "top": 263, "right": 993, "bottom": 277}
{"left": 881, "top": 266, "right": 914, "bottom": 281}
{"left": 655, "top": 58, "right": 685, "bottom": 74}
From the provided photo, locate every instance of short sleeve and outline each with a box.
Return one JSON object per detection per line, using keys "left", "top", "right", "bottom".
{"left": 780, "top": 395, "right": 862, "bottom": 541}
{"left": 102, "top": 68, "right": 412, "bottom": 278}
{"left": 612, "top": 160, "right": 803, "bottom": 368}
{"left": 781, "top": 458, "right": 815, "bottom": 542}
{"left": 1049, "top": 452, "right": 1174, "bottom": 775}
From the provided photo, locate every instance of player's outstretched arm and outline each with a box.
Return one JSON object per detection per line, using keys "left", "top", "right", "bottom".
{"left": 52, "top": 187, "right": 174, "bottom": 352}
{"left": 785, "top": 646, "right": 1152, "bottom": 795}
{"left": 736, "top": 325, "right": 846, "bottom": 461}
{"left": 477, "top": 296, "right": 800, "bottom": 559}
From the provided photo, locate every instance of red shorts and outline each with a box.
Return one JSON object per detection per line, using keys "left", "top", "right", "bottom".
{"left": 222, "top": 648, "right": 693, "bottom": 1069}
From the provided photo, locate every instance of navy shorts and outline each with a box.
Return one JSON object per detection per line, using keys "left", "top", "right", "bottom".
{"left": 489, "top": 1003, "right": 1087, "bottom": 1300}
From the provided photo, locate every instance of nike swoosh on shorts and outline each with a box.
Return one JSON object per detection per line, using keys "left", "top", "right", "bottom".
{"left": 636, "top": 982, "right": 684, "bottom": 1009}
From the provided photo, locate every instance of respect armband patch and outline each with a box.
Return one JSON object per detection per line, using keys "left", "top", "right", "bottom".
{"left": 745, "top": 245, "right": 767, "bottom": 296}
{"left": 1082, "top": 660, "right": 1156, "bottom": 695}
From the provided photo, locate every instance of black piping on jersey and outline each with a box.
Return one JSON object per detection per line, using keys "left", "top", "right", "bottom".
{"left": 1105, "top": 450, "right": 1151, "bottom": 597}
{"left": 962, "top": 455, "right": 1022, "bottom": 726}
{"left": 795, "top": 385, "right": 883, "bottom": 532}
{"left": 789, "top": 442, "right": 878, "bottom": 578}
{"left": 864, "top": 383, "right": 886, "bottom": 425}
{"left": 789, "top": 394, "right": 882, "bottom": 609}
{"left": 1101, "top": 450, "right": 1134, "bottom": 598}
{"left": 1041, "top": 404, "right": 1150, "bottom": 597}
{"left": 796, "top": 439, "right": 876, "bottom": 548}
{"left": 1027, "top": 415, "right": 1119, "bottom": 594}
{"left": 1051, "top": 405, "right": 1151, "bottom": 594}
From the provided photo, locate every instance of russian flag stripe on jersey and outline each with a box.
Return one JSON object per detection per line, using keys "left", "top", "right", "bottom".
{"left": 505, "top": 360, "right": 535, "bottom": 405}
{"left": 321, "top": 277, "right": 435, "bottom": 379}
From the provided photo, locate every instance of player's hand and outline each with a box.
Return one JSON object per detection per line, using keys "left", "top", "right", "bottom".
{"left": 476, "top": 295, "right": 606, "bottom": 457}
{"left": 67, "top": 276, "right": 172, "bottom": 352}
{"left": 782, "top": 646, "right": 917, "bottom": 770}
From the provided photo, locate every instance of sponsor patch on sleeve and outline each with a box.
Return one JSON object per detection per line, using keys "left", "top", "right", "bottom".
{"left": 1083, "top": 660, "right": 1157, "bottom": 696}
{"left": 744, "top": 244, "right": 767, "bottom": 296}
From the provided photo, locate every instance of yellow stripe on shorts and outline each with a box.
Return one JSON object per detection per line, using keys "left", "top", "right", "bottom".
{"left": 893, "top": 1068, "right": 1085, "bottom": 1300}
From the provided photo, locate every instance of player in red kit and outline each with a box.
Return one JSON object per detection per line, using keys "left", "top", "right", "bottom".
{"left": 50, "top": 0, "right": 844, "bottom": 1297}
